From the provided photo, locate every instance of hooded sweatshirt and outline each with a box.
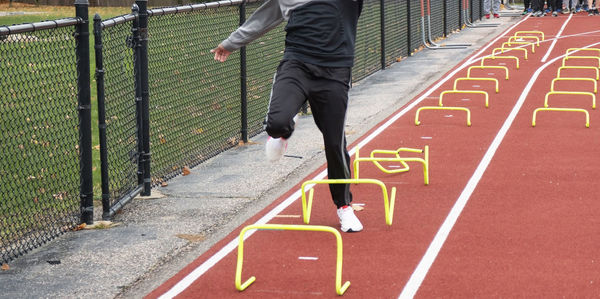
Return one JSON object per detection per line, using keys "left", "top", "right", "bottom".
{"left": 220, "top": 0, "right": 363, "bottom": 67}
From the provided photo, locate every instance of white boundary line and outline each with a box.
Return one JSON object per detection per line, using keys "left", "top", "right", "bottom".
{"left": 541, "top": 13, "right": 573, "bottom": 62}
{"left": 398, "top": 29, "right": 600, "bottom": 299}
{"left": 157, "top": 16, "right": 532, "bottom": 299}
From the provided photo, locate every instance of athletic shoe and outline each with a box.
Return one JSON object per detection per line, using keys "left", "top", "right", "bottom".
{"left": 493, "top": 13, "right": 500, "bottom": 18}
{"left": 523, "top": 9, "right": 529, "bottom": 15}
{"left": 562, "top": 8, "right": 569, "bottom": 13}
{"left": 552, "top": 11, "right": 558, "bottom": 16}
{"left": 485, "top": 13, "right": 490, "bottom": 19}
{"left": 337, "top": 206, "right": 363, "bottom": 233}
{"left": 265, "top": 137, "right": 287, "bottom": 162}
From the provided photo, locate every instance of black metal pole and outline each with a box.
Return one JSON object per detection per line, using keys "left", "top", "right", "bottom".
{"left": 459, "top": 0, "right": 463, "bottom": 27}
{"left": 470, "top": 0, "right": 474, "bottom": 22}
{"left": 136, "top": 0, "right": 151, "bottom": 196}
{"left": 479, "top": 0, "right": 483, "bottom": 20}
{"left": 75, "top": 0, "right": 93, "bottom": 225}
{"left": 132, "top": 4, "right": 144, "bottom": 192}
{"left": 380, "top": 0, "right": 386, "bottom": 70}
{"left": 443, "top": 0, "right": 448, "bottom": 37}
{"left": 240, "top": 1, "right": 248, "bottom": 143}
{"left": 93, "top": 14, "right": 111, "bottom": 220}
{"left": 407, "top": 0, "right": 412, "bottom": 56}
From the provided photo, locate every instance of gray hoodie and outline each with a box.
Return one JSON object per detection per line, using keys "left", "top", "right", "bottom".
{"left": 221, "top": 0, "right": 363, "bottom": 67}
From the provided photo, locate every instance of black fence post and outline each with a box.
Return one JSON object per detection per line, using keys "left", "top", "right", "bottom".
{"left": 470, "top": 0, "right": 474, "bottom": 22}
{"left": 443, "top": 0, "right": 448, "bottom": 37}
{"left": 135, "top": 0, "right": 152, "bottom": 196}
{"left": 132, "top": 4, "right": 145, "bottom": 195}
{"left": 407, "top": 0, "right": 412, "bottom": 56}
{"left": 94, "top": 14, "right": 111, "bottom": 220}
{"left": 75, "top": 0, "right": 93, "bottom": 225}
{"left": 380, "top": 0, "right": 386, "bottom": 70}
{"left": 240, "top": 1, "right": 248, "bottom": 143}
{"left": 459, "top": 0, "right": 463, "bottom": 27}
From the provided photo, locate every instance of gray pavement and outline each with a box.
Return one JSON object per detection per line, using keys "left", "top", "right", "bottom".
{"left": 0, "top": 11, "right": 522, "bottom": 299}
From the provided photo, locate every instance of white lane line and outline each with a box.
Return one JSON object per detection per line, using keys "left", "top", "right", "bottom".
{"left": 298, "top": 256, "right": 319, "bottom": 261}
{"left": 157, "top": 16, "right": 532, "bottom": 299}
{"left": 398, "top": 39, "right": 600, "bottom": 299}
{"left": 541, "top": 13, "right": 573, "bottom": 62}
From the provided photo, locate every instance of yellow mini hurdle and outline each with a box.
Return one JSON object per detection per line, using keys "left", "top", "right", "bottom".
{"left": 532, "top": 108, "right": 590, "bottom": 128}
{"left": 514, "top": 30, "right": 545, "bottom": 41}
{"left": 454, "top": 77, "right": 500, "bottom": 93}
{"left": 544, "top": 91, "right": 596, "bottom": 109}
{"left": 467, "top": 65, "right": 509, "bottom": 80}
{"left": 481, "top": 55, "right": 520, "bottom": 69}
{"left": 562, "top": 56, "right": 600, "bottom": 68}
{"left": 566, "top": 48, "right": 600, "bottom": 57}
{"left": 439, "top": 90, "right": 489, "bottom": 107}
{"left": 508, "top": 35, "right": 540, "bottom": 46}
{"left": 301, "top": 179, "right": 396, "bottom": 226}
{"left": 415, "top": 106, "right": 472, "bottom": 126}
{"left": 502, "top": 41, "right": 535, "bottom": 53}
{"left": 492, "top": 47, "right": 528, "bottom": 60}
{"left": 235, "top": 224, "right": 350, "bottom": 295}
{"left": 556, "top": 66, "right": 600, "bottom": 80}
{"left": 353, "top": 146, "right": 429, "bottom": 185}
{"left": 551, "top": 78, "right": 597, "bottom": 93}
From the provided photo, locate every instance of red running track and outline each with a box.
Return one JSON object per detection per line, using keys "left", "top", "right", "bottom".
{"left": 148, "top": 14, "right": 600, "bottom": 299}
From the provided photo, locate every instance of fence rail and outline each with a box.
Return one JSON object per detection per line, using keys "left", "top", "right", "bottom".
{"left": 1, "top": 0, "right": 486, "bottom": 264}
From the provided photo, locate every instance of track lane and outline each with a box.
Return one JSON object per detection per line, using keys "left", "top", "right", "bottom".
{"left": 147, "top": 15, "right": 600, "bottom": 299}
{"left": 413, "top": 15, "right": 600, "bottom": 298}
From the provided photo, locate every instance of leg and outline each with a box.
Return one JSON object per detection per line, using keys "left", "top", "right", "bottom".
{"left": 493, "top": 0, "right": 501, "bottom": 14}
{"left": 265, "top": 60, "right": 309, "bottom": 139}
{"left": 306, "top": 68, "right": 353, "bottom": 209}
{"left": 484, "top": 0, "right": 492, "bottom": 14}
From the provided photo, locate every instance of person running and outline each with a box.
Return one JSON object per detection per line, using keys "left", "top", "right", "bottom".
{"left": 484, "top": 0, "right": 502, "bottom": 18}
{"left": 211, "top": 0, "right": 364, "bottom": 233}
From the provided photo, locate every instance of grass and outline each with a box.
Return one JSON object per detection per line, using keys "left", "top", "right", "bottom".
{"left": 1, "top": 3, "right": 133, "bottom": 202}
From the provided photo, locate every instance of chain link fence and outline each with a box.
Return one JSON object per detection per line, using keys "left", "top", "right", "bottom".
{"left": 2, "top": 0, "right": 485, "bottom": 263}
{"left": 1, "top": 4, "right": 93, "bottom": 263}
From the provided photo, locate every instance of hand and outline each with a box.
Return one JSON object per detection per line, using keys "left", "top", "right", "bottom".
{"left": 210, "top": 44, "right": 232, "bottom": 62}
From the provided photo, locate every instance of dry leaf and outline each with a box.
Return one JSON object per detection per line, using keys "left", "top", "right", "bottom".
{"left": 160, "top": 181, "right": 168, "bottom": 187}
{"left": 176, "top": 233, "right": 206, "bottom": 242}
{"left": 182, "top": 166, "right": 191, "bottom": 176}
{"left": 1, "top": 263, "right": 9, "bottom": 271}
{"left": 73, "top": 223, "right": 86, "bottom": 231}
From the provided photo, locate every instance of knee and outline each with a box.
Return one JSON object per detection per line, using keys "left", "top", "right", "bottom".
{"left": 265, "top": 117, "right": 293, "bottom": 139}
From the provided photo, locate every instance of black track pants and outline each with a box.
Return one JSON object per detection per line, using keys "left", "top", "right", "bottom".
{"left": 265, "top": 60, "right": 353, "bottom": 208}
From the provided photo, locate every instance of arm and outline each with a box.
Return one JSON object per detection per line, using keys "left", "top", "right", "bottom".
{"left": 211, "top": 0, "right": 284, "bottom": 62}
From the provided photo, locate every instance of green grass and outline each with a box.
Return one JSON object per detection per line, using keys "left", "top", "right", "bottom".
{"left": 1, "top": 3, "right": 133, "bottom": 202}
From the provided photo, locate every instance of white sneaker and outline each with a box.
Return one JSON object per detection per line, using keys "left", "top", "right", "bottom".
{"left": 337, "top": 206, "right": 363, "bottom": 232}
{"left": 265, "top": 137, "right": 287, "bottom": 162}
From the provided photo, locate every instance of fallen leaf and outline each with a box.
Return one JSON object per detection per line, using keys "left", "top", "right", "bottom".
{"left": 1, "top": 264, "right": 9, "bottom": 271}
{"left": 176, "top": 233, "right": 206, "bottom": 242}
{"left": 182, "top": 166, "right": 191, "bottom": 176}
{"left": 161, "top": 182, "right": 168, "bottom": 187}
{"left": 73, "top": 223, "right": 86, "bottom": 231}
